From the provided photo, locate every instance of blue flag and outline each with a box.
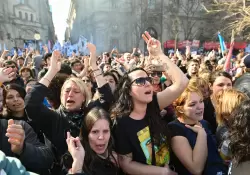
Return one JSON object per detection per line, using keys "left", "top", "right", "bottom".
{"left": 52, "top": 40, "right": 62, "bottom": 51}
{"left": 218, "top": 32, "right": 226, "bottom": 54}
{"left": 23, "top": 43, "right": 28, "bottom": 49}
{"left": 18, "top": 48, "right": 22, "bottom": 56}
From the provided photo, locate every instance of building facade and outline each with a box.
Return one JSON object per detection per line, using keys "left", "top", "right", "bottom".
{"left": 0, "top": 0, "right": 55, "bottom": 49}
{"left": 66, "top": 0, "right": 215, "bottom": 53}
{"left": 66, "top": 0, "right": 137, "bottom": 54}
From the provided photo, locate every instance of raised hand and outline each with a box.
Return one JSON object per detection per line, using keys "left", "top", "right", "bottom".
{"left": 176, "top": 49, "right": 183, "bottom": 60}
{"left": 186, "top": 46, "right": 191, "bottom": 55}
{"left": 66, "top": 132, "right": 85, "bottom": 162}
{"left": 6, "top": 119, "right": 25, "bottom": 155}
{"left": 87, "top": 43, "right": 96, "bottom": 54}
{"left": 3, "top": 50, "right": 9, "bottom": 55}
{"left": 185, "top": 123, "right": 206, "bottom": 134}
{"left": 0, "top": 67, "right": 15, "bottom": 83}
{"left": 142, "top": 31, "right": 163, "bottom": 57}
{"left": 49, "top": 50, "right": 61, "bottom": 74}
{"left": 87, "top": 43, "right": 97, "bottom": 67}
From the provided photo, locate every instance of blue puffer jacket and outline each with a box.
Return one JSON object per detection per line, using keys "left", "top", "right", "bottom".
{"left": 0, "top": 151, "right": 37, "bottom": 175}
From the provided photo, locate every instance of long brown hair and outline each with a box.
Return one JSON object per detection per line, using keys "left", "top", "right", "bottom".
{"left": 80, "top": 107, "right": 118, "bottom": 174}
{"left": 2, "top": 84, "right": 26, "bottom": 117}
{"left": 111, "top": 67, "right": 169, "bottom": 147}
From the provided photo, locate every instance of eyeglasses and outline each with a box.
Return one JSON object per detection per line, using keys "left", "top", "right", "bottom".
{"left": 6, "top": 66, "right": 16, "bottom": 69}
{"left": 82, "top": 79, "right": 91, "bottom": 83}
{"left": 131, "top": 77, "right": 153, "bottom": 86}
{"left": 150, "top": 72, "right": 162, "bottom": 77}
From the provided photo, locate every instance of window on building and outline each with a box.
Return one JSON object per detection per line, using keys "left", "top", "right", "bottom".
{"left": 148, "top": 0, "right": 156, "bottom": 9}
{"left": 112, "top": 24, "right": 118, "bottom": 31}
{"left": 19, "top": 11, "right": 22, "bottom": 19}
{"left": 25, "top": 13, "right": 28, "bottom": 20}
{"left": 30, "top": 14, "right": 33, "bottom": 22}
{"left": 111, "top": 0, "right": 118, "bottom": 8}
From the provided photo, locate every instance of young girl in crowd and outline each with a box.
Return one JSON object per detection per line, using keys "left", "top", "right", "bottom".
{"left": 169, "top": 84, "right": 227, "bottom": 175}
{"left": 112, "top": 32, "right": 188, "bottom": 175}
{"left": 66, "top": 107, "right": 123, "bottom": 175}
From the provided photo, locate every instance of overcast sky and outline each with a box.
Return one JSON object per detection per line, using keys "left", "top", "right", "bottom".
{"left": 50, "top": 0, "right": 70, "bottom": 44}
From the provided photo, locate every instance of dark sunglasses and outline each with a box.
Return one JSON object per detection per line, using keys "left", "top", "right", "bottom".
{"left": 150, "top": 72, "right": 162, "bottom": 77}
{"left": 131, "top": 77, "right": 153, "bottom": 86}
{"left": 6, "top": 65, "right": 16, "bottom": 69}
{"left": 82, "top": 79, "right": 91, "bottom": 83}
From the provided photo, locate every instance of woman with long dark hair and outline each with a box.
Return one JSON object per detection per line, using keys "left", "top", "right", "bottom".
{"left": 67, "top": 107, "right": 123, "bottom": 174}
{"left": 111, "top": 32, "right": 188, "bottom": 175}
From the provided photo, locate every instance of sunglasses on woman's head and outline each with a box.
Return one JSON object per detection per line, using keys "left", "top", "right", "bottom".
{"left": 82, "top": 79, "right": 90, "bottom": 83}
{"left": 150, "top": 72, "right": 162, "bottom": 77}
{"left": 6, "top": 65, "right": 16, "bottom": 69}
{"left": 131, "top": 77, "right": 153, "bottom": 86}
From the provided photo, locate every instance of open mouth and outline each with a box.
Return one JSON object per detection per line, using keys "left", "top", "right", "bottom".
{"left": 145, "top": 90, "right": 152, "bottom": 95}
{"left": 96, "top": 144, "right": 105, "bottom": 149}
{"left": 13, "top": 103, "right": 22, "bottom": 107}
{"left": 196, "top": 111, "right": 203, "bottom": 115}
{"left": 66, "top": 100, "right": 75, "bottom": 104}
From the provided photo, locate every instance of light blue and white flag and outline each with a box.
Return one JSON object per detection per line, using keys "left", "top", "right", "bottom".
{"left": 52, "top": 40, "right": 62, "bottom": 51}
{"left": 78, "top": 35, "right": 88, "bottom": 54}
{"left": 23, "top": 43, "right": 28, "bottom": 49}
{"left": 218, "top": 32, "right": 227, "bottom": 54}
{"left": 18, "top": 48, "right": 22, "bottom": 56}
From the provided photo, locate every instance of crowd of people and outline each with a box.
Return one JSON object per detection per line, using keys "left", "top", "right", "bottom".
{"left": 0, "top": 31, "right": 250, "bottom": 175}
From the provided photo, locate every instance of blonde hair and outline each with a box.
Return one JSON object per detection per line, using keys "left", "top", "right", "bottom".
{"left": 215, "top": 89, "right": 248, "bottom": 126}
{"left": 199, "top": 71, "right": 210, "bottom": 82}
{"left": 199, "top": 63, "right": 208, "bottom": 73}
{"left": 173, "top": 84, "right": 203, "bottom": 118}
{"left": 61, "top": 77, "right": 92, "bottom": 107}
{"left": 189, "top": 77, "right": 208, "bottom": 89}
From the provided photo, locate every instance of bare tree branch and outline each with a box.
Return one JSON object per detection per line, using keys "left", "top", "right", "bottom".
{"left": 203, "top": 0, "right": 250, "bottom": 40}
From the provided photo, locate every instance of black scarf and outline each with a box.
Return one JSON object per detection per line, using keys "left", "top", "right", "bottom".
{"left": 57, "top": 105, "right": 85, "bottom": 137}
